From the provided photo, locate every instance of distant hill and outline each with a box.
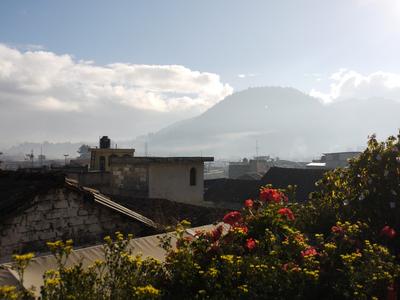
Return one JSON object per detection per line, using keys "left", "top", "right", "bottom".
{"left": 139, "top": 87, "right": 400, "bottom": 159}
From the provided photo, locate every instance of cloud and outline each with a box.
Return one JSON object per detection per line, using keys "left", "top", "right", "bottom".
{"left": 0, "top": 43, "right": 233, "bottom": 145}
{"left": 310, "top": 69, "right": 400, "bottom": 103}
{"left": 0, "top": 44, "right": 232, "bottom": 113}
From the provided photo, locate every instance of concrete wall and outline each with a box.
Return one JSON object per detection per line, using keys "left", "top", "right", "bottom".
{"left": 90, "top": 148, "right": 134, "bottom": 171}
{"left": 67, "top": 172, "right": 112, "bottom": 192}
{"left": 148, "top": 163, "right": 204, "bottom": 204}
{"left": 0, "top": 188, "right": 149, "bottom": 262}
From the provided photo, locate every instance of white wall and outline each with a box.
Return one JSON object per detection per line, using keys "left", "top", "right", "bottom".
{"left": 148, "top": 162, "right": 204, "bottom": 204}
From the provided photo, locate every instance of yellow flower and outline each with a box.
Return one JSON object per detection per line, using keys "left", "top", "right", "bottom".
{"left": 208, "top": 267, "right": 218, "bottom": 278}
{"left": 133, "top": 285, "right": 160, "bottom": 296}
{"left": 238, "top": 284, "right": 249, "bottom": 293}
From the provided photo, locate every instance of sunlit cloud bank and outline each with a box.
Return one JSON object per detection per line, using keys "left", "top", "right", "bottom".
{"left": 0, "top": 44, "right": 233, "bottom": 113}
{"left": 310, "top": 69, "right": 400, "bottom": 103}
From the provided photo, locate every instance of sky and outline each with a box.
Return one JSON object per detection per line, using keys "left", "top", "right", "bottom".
{"left": 1, "top": 0, "right": 400, "bottom": 147}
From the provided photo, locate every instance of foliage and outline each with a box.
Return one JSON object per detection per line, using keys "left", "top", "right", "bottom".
{"left": 305, "top": 133, "right": 400, "bottom": 252}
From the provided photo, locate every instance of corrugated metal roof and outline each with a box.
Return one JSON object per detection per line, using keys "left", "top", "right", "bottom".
{"left": 65, "top": 178, "right": 159, "bottom": 229}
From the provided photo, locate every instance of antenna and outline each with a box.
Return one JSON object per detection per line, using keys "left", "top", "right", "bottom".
{"left": 255, "top": 140, "right": 259, "bottom": 159}
{"left": 63, "top": 154, "right": 69, "bottom": 166}
{"left": 25, "top": 150, "right": 34, "bottom": 168}
{"left": 40, "top": 145, "right": 43, "bottom": 166}
{"left": 144, "top": 142, "right": 148, "bottom": 157}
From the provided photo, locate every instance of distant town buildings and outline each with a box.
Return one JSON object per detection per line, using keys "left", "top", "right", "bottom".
{"left": 307, "top": 151, "right": 361, "bottom": 169}
{"left": 228, "top": 157, "right": 271, "bottom": 179}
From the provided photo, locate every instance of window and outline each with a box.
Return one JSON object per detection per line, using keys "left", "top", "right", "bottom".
{"left": 190, "top": 167, "right": 197, "bottom": 186}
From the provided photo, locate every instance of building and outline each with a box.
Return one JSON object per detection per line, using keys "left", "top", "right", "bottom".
{"left": 89, "top": 136, "right": 134, "bottom": 172}
{"left": 307, "top": 151, "right": 361, "bottom": 169}
{"left": 0, "top": 170, "right": 158, "bottom": 262}
{"left": 228, "top": 157, "right": 271, "bottom": 179}
{"left": 109, "top": 156, "right": 214, "bottom": 204}
{"left": 205, "top": 166, "right": 327, "bottom": 207}
{"left": 68, "top": 136, "right": 214, "bottom": 205}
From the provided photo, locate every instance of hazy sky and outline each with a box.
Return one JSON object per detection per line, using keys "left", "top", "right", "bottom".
{"left": 1, "top": 0, "right": 400, "bottom": 146}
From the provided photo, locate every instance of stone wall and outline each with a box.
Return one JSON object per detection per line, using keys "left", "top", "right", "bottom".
{"left": 109, "top": 164, "right": 149, "bottom": 197}
{"left": 0, "top": 187, "right": 153, "bottom": 262}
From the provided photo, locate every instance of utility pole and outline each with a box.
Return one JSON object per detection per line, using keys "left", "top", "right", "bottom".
{"left": 26, "top": 150, "right": 34, "bottom": 168}
{"left": 145, "top": 142, "right": 148, "bottom": 157}
{"left": 0, "top": 152, "right": 3, "bottom": 169}
{"left": 39, "top": 145, "right": 43, "bottom": 166}
{"left": 64, "top": 154, "right": 69, "bottom": 166}
{"left": 255, "top": 140, "right": 259, "bottom": 160}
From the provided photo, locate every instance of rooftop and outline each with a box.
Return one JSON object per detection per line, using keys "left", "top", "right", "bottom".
{"left": 322, "top": 151, "right": 361, "bottom": 155}
{"left": 111, "top": 156, "right": 214, "bottom": 164}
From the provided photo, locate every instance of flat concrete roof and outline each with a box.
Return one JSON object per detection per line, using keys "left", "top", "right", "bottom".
{"left": 111, "top": 156, "right": 214, "bottom": 164}
{"left": 322, "top": 151, "right": 361, "bottom": 155}
{"left": 89, "top": 148, "right": 134, "bottom": 152}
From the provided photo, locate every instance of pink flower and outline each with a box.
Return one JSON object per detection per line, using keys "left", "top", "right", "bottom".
{"left": 381, "top": 225, "right": 396, "bottom": 239}
{"left": 246, "top": 238, "right": 257, "bottom": 251}
{"left": 277, "top": 208, "right": 295, "bottom": 221}
{"left": 222, "top": 211, "right": 242, "bottom": 226}
{"left": 244, "top": 199, "right": 254, "bottom": 208}
{"left": 301, "top": 247, "right": 318, "bottom": 258}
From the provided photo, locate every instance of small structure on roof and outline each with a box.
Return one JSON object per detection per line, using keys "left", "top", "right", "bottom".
{"left": 89, "top": 136, "right": 135, "bottom": 172}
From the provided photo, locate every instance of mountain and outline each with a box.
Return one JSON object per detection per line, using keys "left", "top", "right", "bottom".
{"left": 139, "top": 87, "right": 400, "bottom": 159}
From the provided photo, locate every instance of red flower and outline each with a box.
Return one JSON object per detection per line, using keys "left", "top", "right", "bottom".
{"left": 301, "top": 247, "right": 318, "bottom": 258}
{"left": 244, "top": 199, "right": 254, "bottom": 208}
{"left": 381, "top": 225, "right": 396, "bottom": 239}
{"left": 222, "top": 211, "right": 242, "bottom": 226}
{"left": 277, "top": 208, "right": 295, "bottom": 221}
{"left": 331, "top": 225, "right": 343, "bottom": 234}
{"left": 259, "top": 188, "right": 286, "bottom": 203}
{"left": 246, "top": 238, "right": 256, "bottom": 251}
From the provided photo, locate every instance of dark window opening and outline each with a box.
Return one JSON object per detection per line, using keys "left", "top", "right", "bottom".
{"left": 190, "top": 167, "right": 197, "bottom": 186}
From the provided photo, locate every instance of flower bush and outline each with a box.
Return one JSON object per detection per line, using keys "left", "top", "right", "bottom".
{"left": 304, "top": 133, "right": 400, "bottom": 254}
{"left": 2, "top": 133, "right": 400, "bottom": 299}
